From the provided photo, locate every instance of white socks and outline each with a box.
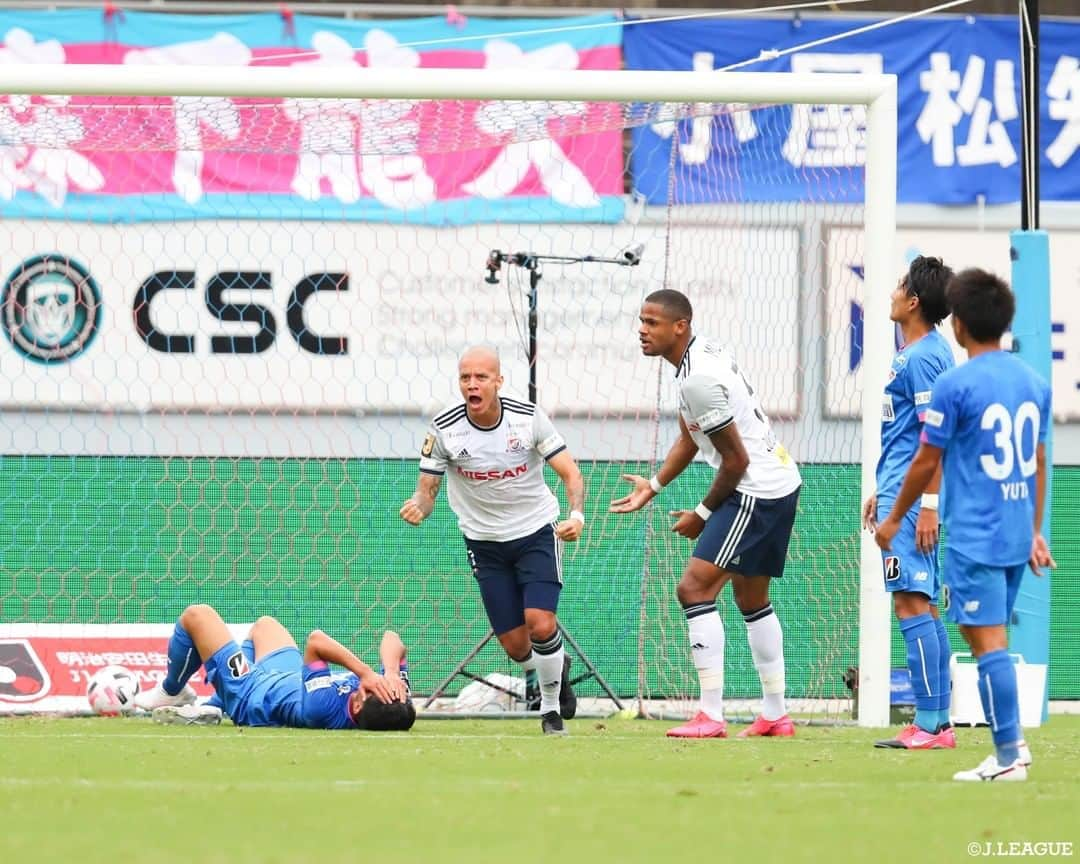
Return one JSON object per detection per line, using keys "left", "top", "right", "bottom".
{"left": 744, "top": 604, "right": 787, "bottom": 720}
{"left": 685, "top": 603, "right": 726, "bottom": 722}
{"left": 531, "top": 631, "right": 564, "bottom": 715}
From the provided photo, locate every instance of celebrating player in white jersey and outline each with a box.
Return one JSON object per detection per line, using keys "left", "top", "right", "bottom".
{"left": 611, "top": 289, "right": 802, "bottom": 739}
{"left": 400, "top": 346, "right": 585, "bottom": 735}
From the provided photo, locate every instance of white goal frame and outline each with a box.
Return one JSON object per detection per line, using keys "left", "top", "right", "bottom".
{"left": 0, "top": 63, "right": 897, "bottom": 727}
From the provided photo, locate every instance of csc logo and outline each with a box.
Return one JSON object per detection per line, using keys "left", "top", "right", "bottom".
{"left": 133, "top": 271, "right": 349, "bottom": 355}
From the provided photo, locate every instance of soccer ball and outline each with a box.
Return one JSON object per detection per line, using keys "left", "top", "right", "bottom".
{"left": 86, "top": 665, "right": 141, "bottom": 716}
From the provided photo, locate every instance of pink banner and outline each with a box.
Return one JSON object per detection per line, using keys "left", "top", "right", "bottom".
{"left": 1, "top": 26, "right": 624, "bottom": 217}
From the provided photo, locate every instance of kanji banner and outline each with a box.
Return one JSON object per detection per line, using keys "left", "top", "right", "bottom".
{"left": 0, "top": 623, "right": 249, "bottom": 715}
{"left": 624, "top": 16, "right": 1080, "bottom": 205}
{"left": 0, "top": 10, "right": 623, "bottom": 224}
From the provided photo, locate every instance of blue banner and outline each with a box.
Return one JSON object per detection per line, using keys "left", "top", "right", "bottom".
{"left": 624, "top": 16, "right": 1080, "bottom": 205}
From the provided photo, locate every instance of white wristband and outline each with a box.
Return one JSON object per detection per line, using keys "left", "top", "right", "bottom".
{"left": 649, "top": 475, "right": 664, "bottom": 494}
{"left": 920, "top": 493, "right": 939, "bottom": 511}
{"left": 569, "top": 510, "right": 585, "bottom": 525}
{"left": 694, "top": 502, "right": 713, "bottom": 521}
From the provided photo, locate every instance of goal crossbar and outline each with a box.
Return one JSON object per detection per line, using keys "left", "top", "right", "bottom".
{"left": 0, "top": 64, "right": 893, "bottom": 105}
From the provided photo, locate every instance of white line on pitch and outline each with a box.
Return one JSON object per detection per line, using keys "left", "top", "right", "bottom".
{"left": 0, "top": 777, "right": 1075, "bottom": 794}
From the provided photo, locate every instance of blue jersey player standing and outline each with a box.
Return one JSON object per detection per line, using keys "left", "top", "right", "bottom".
{"left": 864, "top": 256, "right": 957, "bottom": 750}
{"left": 135, "top": 604, "right": 415, "bottom": 731}
{"left": 876, "top": 268, "right": 1055, "bottom": 782}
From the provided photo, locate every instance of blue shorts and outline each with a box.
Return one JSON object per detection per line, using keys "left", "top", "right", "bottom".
{"left": 692, "top": 487, "right": 800, "bottom": 579}
{"left": 877, "top": 499, "right": 941, "bottom": 603}
{"left": 943, "top": 546, "right": 1025, "bottom": 627}
{"left": 464, "top": 523, "right": 562, "bottom": 635}
{"left": 205, "top": 643, "right": 303, "bottom": 727}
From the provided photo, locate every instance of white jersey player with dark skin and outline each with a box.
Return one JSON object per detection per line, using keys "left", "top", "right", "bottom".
{"left": 611, "top": 289, "right": 802, "bottom": 739}
{"left": 400, "top": 346, "right": 585, "bottom": 735}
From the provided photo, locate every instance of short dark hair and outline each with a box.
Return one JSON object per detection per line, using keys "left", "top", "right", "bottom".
{"left": 906, "top": 256, "right": 952, "bottom": 326}
{"left": 946, "top": 268, "right": 1015, "bottom": 342}
{"left": 355, "top": 696, "right": 416, "bottom": 731}
{"left": 643, "top": 289, "right": 693, "bottom": 323}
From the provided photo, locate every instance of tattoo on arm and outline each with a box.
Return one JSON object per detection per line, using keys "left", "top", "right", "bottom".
{"left": 416, "top": 474, "right": 442, "bottom": 516}
{"left": 548, "top": 451, "right": 584, "bottom": 514}
{"left": 566, "top": 475, "right": 585, "bottom": 514}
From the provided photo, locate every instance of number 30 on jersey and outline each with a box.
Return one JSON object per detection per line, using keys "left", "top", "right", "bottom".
{"left": 980, "top": 401, "right": 1039, "bottom": 499}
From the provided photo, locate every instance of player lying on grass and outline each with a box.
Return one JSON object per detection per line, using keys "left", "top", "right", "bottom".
{"left": 135, "top": 604, "right": 415, "bottom": 731}
{"left": 875, "top": 268, "right": 1053, "bottom": 782}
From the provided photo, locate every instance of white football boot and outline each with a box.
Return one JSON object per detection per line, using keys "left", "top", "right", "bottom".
{"left": 953, "top": 753, "right": 1028, "bottom": 782}
{"left": 152, "top": 704, "right": 223, "bottom": 726}
{"left": 134, "top": 683, "right": 197, "bottom": 713}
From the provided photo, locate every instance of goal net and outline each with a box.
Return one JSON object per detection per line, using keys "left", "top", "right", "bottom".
{"left": 0, "top": 62, "right": 896, "bottom": 724}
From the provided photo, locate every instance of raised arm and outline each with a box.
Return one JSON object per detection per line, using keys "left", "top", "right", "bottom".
{"left": 378, "top": 630, "right": 410, "bottom": 702}
{"left": 548, "top": 449, "right": 585, "bottom": 541}
{"left": 610, "top": 415, "right": 699, "bottom": 514}
{"left": 380, "top": 629, "right": 407, "bottom": 670}
{"left": 400, "top": 472, "right": 442, "bottom": 526}
{"left": 302, "top": 629, "right": 394, "bottom": 703}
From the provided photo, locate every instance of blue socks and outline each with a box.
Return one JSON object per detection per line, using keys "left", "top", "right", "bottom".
{"left": 161, "top": 620, "right": 201, "bottom": 696}
{"left": 977, "top": 649, "right": 1021, "bottom": 765}
{"left": 934, "top": 617, "right": 952, "bottom": 730}
{"left": 899, "top": 613, "right": 940, "bottom": 733}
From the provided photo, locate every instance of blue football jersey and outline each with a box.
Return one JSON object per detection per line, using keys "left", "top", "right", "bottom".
{"left": 876, "top": 329, "right": 955, "bottom": 502}
{"left": 923, "top": 351, "right": 1052, "bottom": 566}
{"left": 300, "top": 662, "right": 361, "bottom": 730}
{"left": 299, "top": 661, "right": 412, "bottom": 730}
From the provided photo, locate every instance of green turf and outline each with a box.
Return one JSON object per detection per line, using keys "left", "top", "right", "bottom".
{"left": 1, "top": 716, "right": 1077, "bottom": 864}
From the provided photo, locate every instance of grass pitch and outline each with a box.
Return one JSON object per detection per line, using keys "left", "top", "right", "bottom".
{"left": 1, "top": 715, "right": 1077, "bottom": 864}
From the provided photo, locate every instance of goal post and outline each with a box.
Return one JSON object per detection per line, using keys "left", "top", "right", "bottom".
{"left": 0, "top": 62, "right": 896, "bottom": 725}
{"left": 860, "top": 79, "right": 898, "bottom": 728}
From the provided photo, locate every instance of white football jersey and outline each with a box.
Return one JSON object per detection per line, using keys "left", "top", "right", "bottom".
{"left": 676, "top": 336, "right": 801, "bottom": 499}
{"left": 419, "top": 395, "right": 565, "bottom": 542}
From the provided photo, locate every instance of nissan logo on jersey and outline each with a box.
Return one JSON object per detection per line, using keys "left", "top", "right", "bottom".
{"left": 456, "top": 464, "right": 529, "bottom": 481}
